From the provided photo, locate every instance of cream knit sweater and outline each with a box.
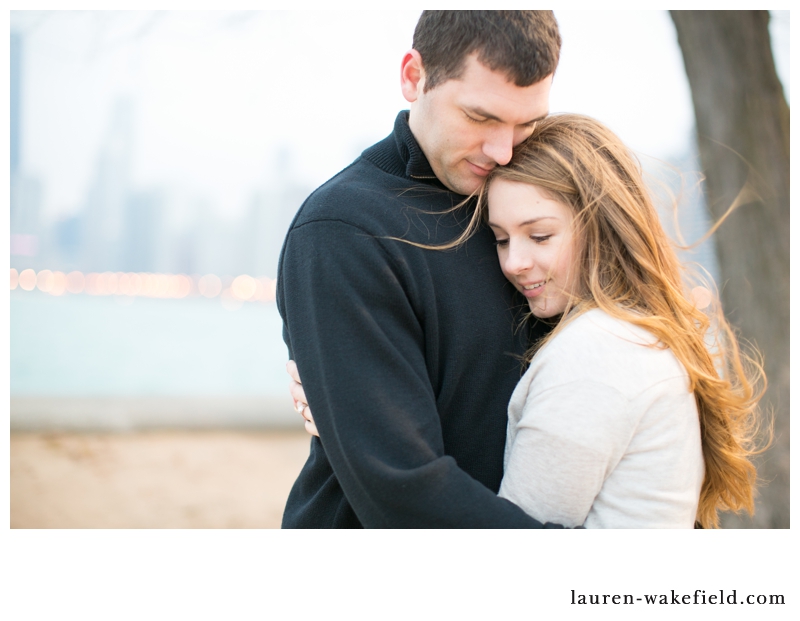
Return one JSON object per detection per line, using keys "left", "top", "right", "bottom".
{"left": 498, "top": 308, "right": 704, "bottom": 528}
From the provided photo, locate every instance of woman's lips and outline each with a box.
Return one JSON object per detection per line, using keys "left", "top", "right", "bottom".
{"left": 519, "top": 281, "right": 547, "bottom": 298}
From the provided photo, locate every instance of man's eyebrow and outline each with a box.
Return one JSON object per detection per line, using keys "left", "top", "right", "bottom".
{"left": 468, "top": 107, "right": 548, "bottom": 125}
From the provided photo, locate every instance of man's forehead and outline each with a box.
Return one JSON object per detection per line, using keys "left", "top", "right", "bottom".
{"left": 450, "top": 64, "right": 552, "bottom": 123}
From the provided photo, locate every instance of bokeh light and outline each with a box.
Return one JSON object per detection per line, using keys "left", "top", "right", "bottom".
{"left": 66, "top": 271, "right": 85, "bottom": 294}
{"left": 141, "top": 274, "right": 155, "bottom": 297}
{"left": 254, "top": 277, "right": 278, "bottom": 302}
{"left": 165, "top": 275, "right": 180, "bottom": 298}
{"left": 83, "top": 272, "right": 97, "bottom": 295}
{"left": 50, "top": 271, "right": 67, "bottom": 296}
{"left": 19, "top": 269, "right": 37, "bottom": 291}
{"left": 154, "top": 274, "right": 168, "bottom": 297}
{"left": 199, "top": 274, "right": 222, "bottom": 298}
{"left": 232, "top": 275, "right": 257, "bottom": 301}
{"left": 93, "top": 273, "right": 105, "bottom": 295}
{"left": 176, "top": 275, "right": 191, "bottom": 298}
{"left": 12, "top": 267, "right": 276, "bottom": 303}
{"left": 95, "top": 272, "right": 108, "bottom": 296}
{"left": 118, "top": 273, "right": 131, "bottom": 295}
{"left": 129, "top": 273, "right": 143, "bottom": 296}
{"left": 691, "top": 286, "right": 713, "bottom": 310}
{"left": 262, "top": 278, "right": 277, "bottom": 303}
{"left": 36, "top": 269, "right": 54, "bottom": 293}
{"left": 105, "top": 272, "right": 119, "bottom": 295}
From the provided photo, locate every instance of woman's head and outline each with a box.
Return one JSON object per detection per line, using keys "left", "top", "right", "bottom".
{"left": 484, "top": 113, "right": 682, "bottom": 320}
{"left": 487, "top": 178, "right": 579, "bottom": 318}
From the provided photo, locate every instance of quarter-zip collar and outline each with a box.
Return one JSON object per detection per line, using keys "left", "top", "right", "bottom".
{"left": 362, "top": 111, "right": 449, "bottom": 191}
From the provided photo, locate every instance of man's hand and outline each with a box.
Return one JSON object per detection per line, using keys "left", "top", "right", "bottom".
{"left": 287, "top": 360, "right": 319, "bottom": 437}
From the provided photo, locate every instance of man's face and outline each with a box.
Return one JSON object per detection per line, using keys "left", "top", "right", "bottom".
{"left": 406, "top": 53, "right": 552, "bottom": 195}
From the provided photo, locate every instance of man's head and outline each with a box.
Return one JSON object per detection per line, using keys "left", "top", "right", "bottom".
{"left": 401, "top": 11, "right": 561, "bottom": 195}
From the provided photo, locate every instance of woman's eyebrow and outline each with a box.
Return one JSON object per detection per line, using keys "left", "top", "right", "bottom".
{"left": 487, "top": 216, "right": 558, "bottom": 228}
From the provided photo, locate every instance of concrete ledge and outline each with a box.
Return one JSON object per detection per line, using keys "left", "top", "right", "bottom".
{"left": 10, "top": 396, "right": 303, "bottom": 431}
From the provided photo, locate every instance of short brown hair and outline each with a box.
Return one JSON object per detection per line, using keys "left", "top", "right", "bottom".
{"left": 412, "top": 11, "right": 561, "bottom": 92}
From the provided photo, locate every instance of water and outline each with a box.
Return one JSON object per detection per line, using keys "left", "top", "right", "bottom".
{"left": 10, "top": 292, "right": 290, "bottom": 397}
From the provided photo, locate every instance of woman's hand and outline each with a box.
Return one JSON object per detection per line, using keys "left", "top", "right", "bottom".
{"left": 287, "top": 360, "right": 319, "bottom": 437}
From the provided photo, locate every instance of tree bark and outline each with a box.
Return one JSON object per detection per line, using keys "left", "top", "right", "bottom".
{"left": 670, "top": 11, "right": 789, "bottom": 528}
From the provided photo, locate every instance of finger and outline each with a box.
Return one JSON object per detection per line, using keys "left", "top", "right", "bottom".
{"left": 289, "top": 380, "right": 307, "bottom": 405}
{"left": 305, "top": 419, "right": 320, "bottom": 437}
{"left": 286, "top": 360, "right": 302, "bottom": 384}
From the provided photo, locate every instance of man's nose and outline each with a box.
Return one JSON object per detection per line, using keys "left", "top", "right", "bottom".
{"left": 482, "top": 126, "right": 515, "bottom": 166}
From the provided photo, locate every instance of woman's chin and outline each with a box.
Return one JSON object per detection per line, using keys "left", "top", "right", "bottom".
{"left": 528, "top": 299, "right": 569, "bottom": 320}
{"left": 529, "top": 302, "right": 556, "bottom": 319}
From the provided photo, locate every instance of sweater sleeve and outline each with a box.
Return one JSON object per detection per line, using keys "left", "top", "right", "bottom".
{"left": 498, "top": 379, "right": 633, "bottom": 528}
{"left": 279, "top": 218, "right": 557, "bottom": 528}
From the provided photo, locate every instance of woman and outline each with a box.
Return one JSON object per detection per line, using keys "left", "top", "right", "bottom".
{"left": 294, "top": 114, "right": 764, "bottom": 528}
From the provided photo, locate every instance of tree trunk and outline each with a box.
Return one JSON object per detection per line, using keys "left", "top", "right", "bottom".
{"left": 670, "top": 11, "right": 789, "bottom": 528}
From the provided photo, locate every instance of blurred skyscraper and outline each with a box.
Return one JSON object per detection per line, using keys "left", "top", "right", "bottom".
{"left": 121, "top": 190, "right": 166, "bottom": 273}
{"left": 10, "top": 30, "right": 44, "bottom": 271}
{"left": 244, "top": 147, "right": 311, "bottom": 279}
{"left": 10, "top": 31, "right": 20, "bottom": 175}
{"left": 82, "top": 97, "right": 134, "bottom": 272}
{"left": 12, "top": 80, "right": 310, "bottom": 279}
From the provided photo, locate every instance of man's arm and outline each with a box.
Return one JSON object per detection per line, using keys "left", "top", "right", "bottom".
{"left": 280, "top": 218, "right": 561, "bottom": 528}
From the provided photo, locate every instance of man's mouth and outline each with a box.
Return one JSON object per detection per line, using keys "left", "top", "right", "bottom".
{"left": 466, "top": 161, "right": 494, "bottom": 177}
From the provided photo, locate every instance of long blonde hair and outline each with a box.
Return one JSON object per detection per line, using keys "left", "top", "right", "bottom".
{"left": 440, "top": 114, "right": 766, "bottom": 528}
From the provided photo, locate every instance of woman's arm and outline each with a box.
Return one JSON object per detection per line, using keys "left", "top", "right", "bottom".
{"left": 287, "top": 360, "right": 318, "bottom": 437}
{"left": 498, "top": 380, "right": 633, "bottom": 527}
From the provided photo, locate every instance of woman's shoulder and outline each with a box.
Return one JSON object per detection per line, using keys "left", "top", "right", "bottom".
{"left": 550, "top": 307, "right": 658, "bottom": 351}
{"left": 530, "top": 308, "right": 687, "bottom": 397}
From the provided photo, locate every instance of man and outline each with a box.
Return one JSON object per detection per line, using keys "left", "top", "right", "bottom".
{"left": 278, "top": 11, "right": 562, "bottom": 528}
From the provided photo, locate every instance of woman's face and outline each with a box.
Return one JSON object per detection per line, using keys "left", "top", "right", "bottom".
{"left": 487, "top": 178, "right": 580, "bottom": 318}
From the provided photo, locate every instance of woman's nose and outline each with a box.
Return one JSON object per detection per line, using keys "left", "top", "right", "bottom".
{"left": 503, "top": 243, "right": 534, "bottom": 275}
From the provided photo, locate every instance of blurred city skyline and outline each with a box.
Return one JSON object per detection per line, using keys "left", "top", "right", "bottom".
{"left": 11, "top": 22, "right": 313, "bottom": 277}
{"left": 9, "top": 10, "right": 789, "bottom": 279}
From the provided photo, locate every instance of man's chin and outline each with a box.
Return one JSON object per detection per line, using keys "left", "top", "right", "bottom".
{"left": 445, "top": 174, "right": 484, "bottom": 196}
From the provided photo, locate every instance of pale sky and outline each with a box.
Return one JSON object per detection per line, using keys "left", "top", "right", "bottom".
{"left": 10, "top": 10, "right": 790, "bottom": 224}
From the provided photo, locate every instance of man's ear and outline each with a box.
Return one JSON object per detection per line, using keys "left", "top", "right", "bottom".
{"left": 400, "top": 49, "right": 425, "bottom": 103}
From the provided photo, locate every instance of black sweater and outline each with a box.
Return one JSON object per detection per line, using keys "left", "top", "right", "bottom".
{"left": 277, "top": 111, "right": 557, "bottom": 528}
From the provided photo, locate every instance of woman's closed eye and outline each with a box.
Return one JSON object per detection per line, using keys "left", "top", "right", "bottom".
{"left": 494, "top": 235, "right": 552, "bottom": 247}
